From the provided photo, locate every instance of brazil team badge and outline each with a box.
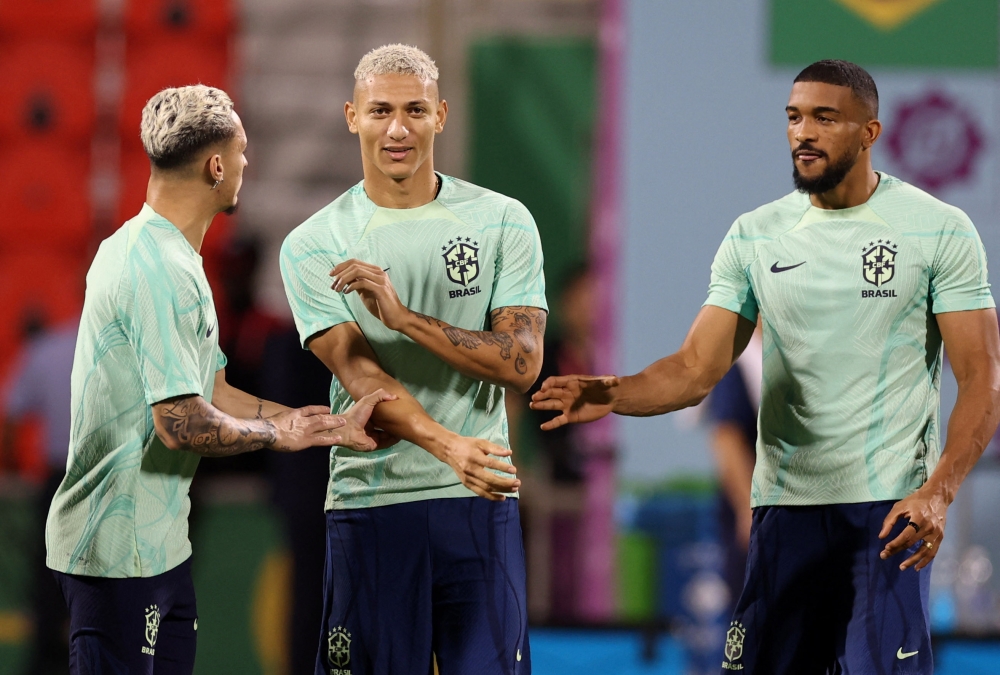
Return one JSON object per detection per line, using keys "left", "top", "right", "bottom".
{"left": 723, "top": 620, "right": 746, "bottom": 670}
{"left": 142, "top": 605, "right": 160, "bottom": 655}
{"left": 442, "top": 238, "right": 480, "bottom": 287}
{"left": 328, "top": 627, "right": 351, "bottom": 672}
{"left": 862, "top": 241, "right": 897, "bottom": 287}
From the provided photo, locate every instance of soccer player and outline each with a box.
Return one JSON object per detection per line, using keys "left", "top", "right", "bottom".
{"left": 279, "top": 44, "right": 546, "bottom": 675}
{"left": 45, "top": 85, "right": 395, "bottom": 675}
{"left": 530, "top": 60, "right": 1000, "bottom": 674}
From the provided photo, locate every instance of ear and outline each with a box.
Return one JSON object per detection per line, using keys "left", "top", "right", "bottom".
{"left": 863, "top": 118, "right": 882, "bottom": 150}
{"left": 208, "top": 153, "right": 225, "bottom": 183}
{"left": 345, "top": 101, "right": 359, "bottom": 134}
{"left": 435, "top": 99, "right": 448, "bottom": 134}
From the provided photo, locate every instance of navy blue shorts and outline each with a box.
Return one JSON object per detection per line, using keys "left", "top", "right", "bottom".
{"left": 317, "top": 497, "right": 529, "bottom": 675}
{"left": 721, "top": 501, "right": 932, "bottom": 674}
{"left": 53, "top": 557, "right": 198, "bottom": 675}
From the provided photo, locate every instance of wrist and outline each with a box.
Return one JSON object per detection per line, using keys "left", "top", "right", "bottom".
{"left": 262, "top": 419, "right": 281, "bottom": 449}
{"left": 392, "top": 308, "right": 418, "bottom": 335}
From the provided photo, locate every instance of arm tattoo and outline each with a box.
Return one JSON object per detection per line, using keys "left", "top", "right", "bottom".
{"left": 255, "top": 398, "right": 264, "bottom": 420}
{"left": 157, "top": 396, "right": 276, "bottom": 457}
{"left": 515, "top": 354, "right": 528, "bottom": 374}
{"left": 442, "top": 326, "right": 514, "bottom": 361}
{"left": 415, "top": 312, "right": 445, "bottom": 328}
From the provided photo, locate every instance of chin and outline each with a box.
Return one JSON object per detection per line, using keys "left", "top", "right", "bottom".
{"left": 380, "top": 163, "right": 418, "bottom": 181}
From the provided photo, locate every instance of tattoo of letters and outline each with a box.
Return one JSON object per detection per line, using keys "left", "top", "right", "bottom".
{"left": 157, "top": 397, "right": 277, "bottom": 457}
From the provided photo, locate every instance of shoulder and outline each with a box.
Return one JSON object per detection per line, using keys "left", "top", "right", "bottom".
{"left": 125, "top": 218, "right": 201, "bottom": 287}
{"left": 732, "top": 190, "right": 812, "bottom": 237}
{"left": 282, "top": 183, "right": 373, "bottom": 259}
{"left": 439, "top": 176, "right": 533, "bottom": 227}
{"left": 870, "top": 173, "right": 975, "bottom": 233}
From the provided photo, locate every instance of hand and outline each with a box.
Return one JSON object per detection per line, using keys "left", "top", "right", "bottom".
{"left": 331, "top": 259, "right": 409, "bottom": 331}
{"left": 438, "top": 435, "right": 520, "bottom": 501}
{"left": 878, "top": 486, "right": 949, "bottom": 571}
{"left": 340, "top": 389, "right": 400, "bottom": 451}
{"left": 268, "top": 405, "right": 347, "bottom": 452}
{"left": 529, "top": 375, "right": 620, "bottom": 430}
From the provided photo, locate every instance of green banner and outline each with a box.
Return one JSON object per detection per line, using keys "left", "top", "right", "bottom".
{"left": 771, "top": 0, "right": 998, "bottom": 68}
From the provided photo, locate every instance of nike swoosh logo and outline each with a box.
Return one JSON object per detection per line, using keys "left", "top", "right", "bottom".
{"left": 770, "top": 261, "right": 806, "bottom": 273}
{"left": 897, "top": 648, "right": 918, "bottom": 659}
{"left": 206, "top": 325, "right": 215, "bottom": 338}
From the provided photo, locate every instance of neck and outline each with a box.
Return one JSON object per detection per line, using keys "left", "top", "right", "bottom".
{"left": 145, "top": 175, "right": 220, "bottom": 252}
{"left": 809, "top": 156, "right": 879, "bottom": 210}
{"left": 361, "top": 157, "right": 439, "bottom": 209}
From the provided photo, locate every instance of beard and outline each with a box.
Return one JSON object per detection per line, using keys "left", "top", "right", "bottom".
{"left": 224, "top": 202, "right": 239, "bottom": 216}
{"left": 792, "top": 146, "right": 858, "bottom": 195}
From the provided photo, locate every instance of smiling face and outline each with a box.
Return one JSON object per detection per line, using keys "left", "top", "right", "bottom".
{"left": 786, "top": 81, "right": 877, "bottom": 194}
{"left": 346, "top": 73, "right": 447, "bottom": 183}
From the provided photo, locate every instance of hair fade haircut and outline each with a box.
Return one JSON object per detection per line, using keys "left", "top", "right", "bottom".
{"left": 140, "top": 85, "right": 237, "bottom": 170}
{"left": 793, "top": 60, "right": 879, "bottom": 119}
{"left": 354, "top": 44, "right": 439, "bottom": 83}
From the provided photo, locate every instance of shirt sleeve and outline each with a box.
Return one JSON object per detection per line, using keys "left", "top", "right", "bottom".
{"left": 215, "top": 346, "right": 228, "bottom": 372}
{"left": 929, "top": 212, "right": 995, "bottom": 314}
{"left": 704, "top": 219, "right": 759, "bottom": 323}
{"left": 120, "top": 247, "right": 207, "bottom": 406}
{"left": 490, "top": 199, "right": 548, "bottom": 312}
{"left": 279, "top": 231, "right": 357, "bottom": 348}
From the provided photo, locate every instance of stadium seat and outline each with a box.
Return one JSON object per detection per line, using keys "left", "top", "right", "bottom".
{"left": 0, "top": 0, "right": 98, "bottom": 39}
{"left": 125, "top": 0, "right": 234, "bottom": 40}
{"left": 120, "top": 39, "right": 230, "bottom": 136}
{"left": 0, "top": 144, "right": 91, "bottom": 255}
{"left": 0, "top": 251, "right": 85, "bottom": 389}
{"left": 0, "top": 41, "right": 96, "bottom": 141}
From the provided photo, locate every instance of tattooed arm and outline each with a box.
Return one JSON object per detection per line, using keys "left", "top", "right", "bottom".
{"left": 329, "top": 258, "right": 546, "bottom": 393}
{"left": 211, "top": 368, "right": 290, "bottom": 420}
{"left": 151, "top": 396, "right": 346, "bottom": 456}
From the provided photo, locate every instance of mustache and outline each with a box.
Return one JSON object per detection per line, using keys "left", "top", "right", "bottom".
{"left": 792, "top": 144, "right": 827, "bottom": 159}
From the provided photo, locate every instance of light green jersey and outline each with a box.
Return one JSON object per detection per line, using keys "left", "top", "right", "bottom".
{"left": 706, "top": 173, "right": 994, "bottom": 507}
{"left": 46, "top": 204, "right": 226, "bottom": 578}
{"left": 280, "top": 175, "right": 547, "bottom": 510}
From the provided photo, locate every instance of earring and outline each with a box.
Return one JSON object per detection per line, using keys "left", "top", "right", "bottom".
{"left": 212, "top": 178, "right": 224, "bottom": 190}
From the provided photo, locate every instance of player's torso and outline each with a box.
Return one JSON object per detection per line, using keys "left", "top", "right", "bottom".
{"left": 49, "top": 213, "right": 216, "bottom": 577}
{"left": 745, "top": 202, "right": 940, "bottom": 505}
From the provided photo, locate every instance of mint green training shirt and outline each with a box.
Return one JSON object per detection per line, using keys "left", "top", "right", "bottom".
{"left": 46, "top": 204, "right": 226, "bottom": 578}
{"left": 705, "top": 173, "right": 994, "bottom": 507}
{"left": 280, "top": 175, "right": 547, "bottom": 510}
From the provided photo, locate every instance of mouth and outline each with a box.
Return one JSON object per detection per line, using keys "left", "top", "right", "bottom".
{"left": 383, "top": 146, "right": 413, "bottom": 161}
{"left": 794, "top": 148, "right": 826, "bottom": 163}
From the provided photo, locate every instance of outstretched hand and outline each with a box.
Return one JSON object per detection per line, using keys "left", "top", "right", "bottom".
{"left": 878, "top": 486, "right": 949, "bottom": 571}
{"left": 269, "top": 406, "right": 347, "bottom": 452}
{"left": 529, "top": 375, "right": 620, "bottom": 430}
{"left": 331, "top": 259, "right": 409, "bottom": 331}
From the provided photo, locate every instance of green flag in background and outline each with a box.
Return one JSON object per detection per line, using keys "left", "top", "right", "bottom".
{"left": 771, "top": 0, "right": 998, "bottom": 68}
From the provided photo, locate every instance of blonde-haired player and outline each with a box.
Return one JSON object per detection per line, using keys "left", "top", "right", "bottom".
{"left": 46, "top": 85, "right": 395, "bottom": 675}
{"left": 281, "top": 44, "right": 546, "bottom": 674}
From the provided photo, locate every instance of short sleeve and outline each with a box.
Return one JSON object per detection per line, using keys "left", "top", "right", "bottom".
{"left": 704, "top": 220, "right": 758, "bottom": 323}
{"left": 215, "top": 346, "right": 228, "bottom": 372}
{"left": 490, "top": 200, "right": 548, "bottom": 312}
{"left": 929, "top": 213, "right": 995, "bottom": 314}
{"left": 120, "top": 248, "right": 206, "bottom": 406}
{"left": 280, "top": 232, "right": 357, "bottom": 347}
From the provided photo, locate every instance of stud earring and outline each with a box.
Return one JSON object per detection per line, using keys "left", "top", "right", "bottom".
{"left": 212, "top": 178, "right": 224, "bottom": 190}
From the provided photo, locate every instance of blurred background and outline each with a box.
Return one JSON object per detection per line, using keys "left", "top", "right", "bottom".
{"left": 1, "top": 0, "right": 1000, "bottom": 673}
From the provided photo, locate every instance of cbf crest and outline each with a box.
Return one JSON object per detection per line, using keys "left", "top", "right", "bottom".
{"left": 328, "top": 627, "right": 351, "bottom": 672}
{"left": 142, "top": 605, "right": 160, "bottom": 655}
{"left": 442, "top": 237, "right": 480, "bottom": 287}
{"left": 862, "top": 240, "right": 897, "bottom": 287}
{"left": 722, "top": 620, "right": 745, "bottom": 670}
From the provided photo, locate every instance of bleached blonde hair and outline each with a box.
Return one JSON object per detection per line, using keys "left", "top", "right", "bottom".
{"left": 354, "top": 44, "right": 439, "bottom": 83}
{"left": 140, "top": 85, "right": 237, "bottom": 169}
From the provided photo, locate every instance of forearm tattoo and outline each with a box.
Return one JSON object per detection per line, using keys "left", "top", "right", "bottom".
{"left": 157, "top": 396, "right": 277, "bottom": 457}
{"left": 443, "top": 326, "right": 514, "bottom": 360}
{"left": 427, "top": 306, "right": 547, "bottom": 378}
{"left": 255, "top": 398, "right": 264, "bottom": 420}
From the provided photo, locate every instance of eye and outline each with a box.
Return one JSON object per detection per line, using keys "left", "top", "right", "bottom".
{"left": 410, "top": 107, "right": 426, "bottom": 115}
{"left": 817, "top": 116, "right": 833, "bottom": 123}
{"left": 372, "top": 108, "right": 389, "bottom": 116}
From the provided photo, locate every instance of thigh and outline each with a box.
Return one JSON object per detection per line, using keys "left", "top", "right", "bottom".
{"left": 316, "top": 503, "right": 434, "bottom": 675}
{"left": 153, "top": 561, "right": 198, "bottom": 675}
{"left": 839, "top": 502, "right": 933, "bottom": 675}
{"left": 723, "top": 505, "right": 855, "bottom": 675}
{"left": 430, "top": 498, "right": 530, "bottom": 675}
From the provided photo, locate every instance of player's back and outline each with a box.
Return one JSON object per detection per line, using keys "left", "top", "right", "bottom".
{"left": 281, "top": 175, "right": 547, "bottom": 510}
{"left": 46, "top": 205, "right": 221, "bottom": 578}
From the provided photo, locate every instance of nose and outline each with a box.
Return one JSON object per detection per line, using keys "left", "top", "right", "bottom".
{"left": 388, "top": 114, "right": 408, "bottom": 142}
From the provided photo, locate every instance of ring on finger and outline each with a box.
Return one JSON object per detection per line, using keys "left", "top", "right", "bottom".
{"left": 907, "top": 521, "right": 920, "bottom": 533}
{"left": 924, "top": 541, "right": 934, "bottom": 550}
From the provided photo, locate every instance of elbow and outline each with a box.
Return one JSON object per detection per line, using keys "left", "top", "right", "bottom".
{"left": 509, "top": 361, "right": 543, "bottom": 395}
{"left": 155, "top": 428, "right": 185, "bottom": 452}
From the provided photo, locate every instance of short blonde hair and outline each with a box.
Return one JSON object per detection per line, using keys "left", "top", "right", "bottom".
{"left": 354, "top": 44, "right": 439, "bottom": 82}
{"left": 140, "top": 85, "right": 237, "bottom": 169}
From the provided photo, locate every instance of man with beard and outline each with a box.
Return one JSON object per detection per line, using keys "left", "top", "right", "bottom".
{"left": 530, "top": 60, "right": 1000, "bottom": 674}
{"left": 45, "top": 85, "right": 395, "bottom": 675}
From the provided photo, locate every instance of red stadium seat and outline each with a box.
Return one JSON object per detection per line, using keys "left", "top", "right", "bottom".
{"left": 0, "top": 251, "right": 85, "bottom": 388}
{"left": 0, "top": 41, "right": 96, "bottom": 141}
{"left": 120, "top": 39, "right": 230, "bottom": 136}
{"left": 0, "top": 0, "right": 98, "bottom": 39}
{"left": 125, "top": 0, "right": 234, "bottom": 40}
{"left": 0, "top": 144, "right": 91, "bottom": 255}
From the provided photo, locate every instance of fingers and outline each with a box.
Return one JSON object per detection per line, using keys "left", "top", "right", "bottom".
{"left": 534, "top": 376, "right": 575, "bottom": 395}
{"left": 330, "top": 259, "right": 381, "bottom": 279}
{"left": 331, "top": 263, "right": 384, "bottom": 293}
{"left": 900, "top": 538, "right": 939, "bottom": 572}
{"left": 529, "top": 394, "right": 570, "bottom": 410}
{"left": 297, "top": 405, "right": 333, "bottom": 417}
{"left": 358, "top": 388, "right": 397, "bottom": 406}
{"left": 307, "top": 414, "right": 347, "bottom": 433}
{"left": 464, "top": 477, "right": 506, "bottom": 501}
{"left": 308, "top": 433, "right": 343, "bottom": 448}
{"left": 539, "top": 414, "right": 569, "bottom": 431}
{"left": 878, "top": 503, "right": 906, "bottom": 539}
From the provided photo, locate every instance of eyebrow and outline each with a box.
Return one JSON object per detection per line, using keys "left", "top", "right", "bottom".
{"left": 785, "top": 105, "right": 841, "bottom": 114}
{"left": 368, "top": 100, "right": 429, "bottom": 107}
